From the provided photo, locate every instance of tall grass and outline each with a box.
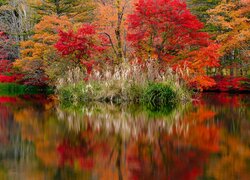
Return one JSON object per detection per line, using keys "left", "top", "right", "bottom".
{"left": 142, "top": 83, "right": 177, "bottom": 111}
{"left": 56, "top": 61, "right": 192, "bottom": 106}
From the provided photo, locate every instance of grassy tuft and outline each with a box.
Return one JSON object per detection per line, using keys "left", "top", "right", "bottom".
{"left": 142, "top": 83, "right": 177, "bottom": 111}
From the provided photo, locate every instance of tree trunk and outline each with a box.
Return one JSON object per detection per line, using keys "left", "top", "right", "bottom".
{"left": 115, "top": 0, "right": 123, "bottom": 65}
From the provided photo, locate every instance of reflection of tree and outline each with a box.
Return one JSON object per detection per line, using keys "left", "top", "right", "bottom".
{"left": 14, "top": 107, "right": 62, "bottom": 167}
{"left": 1, "top": 93, "right": 249, "bottom": 179}
{"left": 201, "top": 93, "right": 250, "bottom": 179}
{"left": 55, "top": 103, "right": 219, "bottom": 179}
{"left": 0, "top": 96, "right": 47, "bottom": 180}
{"left": 0, "top": 104, "right": 11, "bottom": 144}
{"left": 203, "top": 93, "right": 250, "bottom": 136}
{"left": 207, "top": 134, "right": 250, "bottom": 180}
{"left": 124, "top": 105, "right": 219, "bottom": 180}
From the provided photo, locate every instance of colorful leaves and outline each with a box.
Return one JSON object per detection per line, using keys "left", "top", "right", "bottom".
{"left": 127, "top": 0, "right": 221, "bottom": 89}
{"left": 209, "top": 75, "right": 250, "bottom": 91}
{"left": 55, "top": 24, "right": 106, "bottom": 72}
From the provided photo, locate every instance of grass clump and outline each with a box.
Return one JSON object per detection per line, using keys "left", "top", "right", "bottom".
{"left": 142, "top": 83, "right": 177, "bottom": 111}
{"left": 58, "top": 83, "right": 94, "bottom": 105}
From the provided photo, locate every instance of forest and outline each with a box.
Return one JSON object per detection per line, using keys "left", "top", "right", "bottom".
{"left": 0, "top": 0, "right": 249, "bottom": 104}
{"left": 0, "top": 0, "right": 250, "bottom": 179}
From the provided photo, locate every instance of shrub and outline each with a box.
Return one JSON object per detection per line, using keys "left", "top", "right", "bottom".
{"left": 142, "top": 83, "right": 177, "bottom": 111}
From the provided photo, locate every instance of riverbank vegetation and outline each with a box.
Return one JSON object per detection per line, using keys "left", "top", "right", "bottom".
{"left": 0, "top": 0, "right": 249, "bottom": 105}
{"left": 57, "top": 63, "right": 190, "bottom": 108}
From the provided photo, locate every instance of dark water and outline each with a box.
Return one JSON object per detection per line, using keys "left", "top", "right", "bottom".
{"left": 0, "top": 93, "right": 249, "bottom": 180}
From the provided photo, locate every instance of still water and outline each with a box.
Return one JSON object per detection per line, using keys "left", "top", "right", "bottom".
{"left": 0, "top": 93, "right": 249, "bottom": 180}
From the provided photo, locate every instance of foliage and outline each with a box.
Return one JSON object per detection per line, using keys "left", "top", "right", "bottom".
{"left": 127, "top": 0, "right": 221, "bottom": 89}
{"left": 0, "top": 33, "right": 25, "bottom": 84}
{"left": 0, "top": 74, "right": 22, "bottom": 83}
{"left": 208, "top": 0, "right": 250, "bottom": 54}
{"left": 0, "top": 31, "right": 16, "bottom": 60}
{"left": 208, "top": 0, "right": 250, "bottom": 73}
{"left": 208, "top": 75, "right": 250, "bottom": 91}
{"left": 94, "top": 0, "right": 134, "bottom": 63}
{"left": 0, "top": 60, "right": 12, "bottom": 73}
{"left": 2, "top": 0, "right": 249, "bottom": 92}
{"left": 55, "top": 24, "right": 105, "bottom": 73}
{"left": 14, "top": 15, "right": 73, "bottom": 86}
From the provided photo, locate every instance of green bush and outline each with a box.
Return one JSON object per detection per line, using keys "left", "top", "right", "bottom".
{"left": 142, "top": 83, "right": 177, "bottom": 111}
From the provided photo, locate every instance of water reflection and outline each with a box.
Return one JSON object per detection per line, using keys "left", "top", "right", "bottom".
{"left": 56, "top": 103, "right": 190, "bottom": 140}
{"left": 0, "top": 93, "right": 249, "bottom": 179}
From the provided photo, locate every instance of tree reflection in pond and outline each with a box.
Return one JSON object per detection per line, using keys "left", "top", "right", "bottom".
{"left": 55, "top": 102, "right": 219, "bottom": 180}
{"left": 0, "top": 93, "right": 249, "bottom": 179}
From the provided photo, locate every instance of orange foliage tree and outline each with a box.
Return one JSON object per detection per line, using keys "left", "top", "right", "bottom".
{"left": 94, "top": 0, "right": 135, "bottom": 64}
{"left": 14, "top": 15, "right": 73, "bottom": 85}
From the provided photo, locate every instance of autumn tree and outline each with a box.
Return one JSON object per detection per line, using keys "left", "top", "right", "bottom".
{"left": 14, "top": 15, "right": 73, "bottom": 85}
{"left": 127, "top": 0, "right": 221, "bottom": 89}
{"left": 208, "top": 0, "right": 250, "bottom": 76}
{"left": 95, "top": 0, "right": 133, "bottom": 64}
{"left": 0, "top": 32, "right": 13, "bottom": 75}
{"left": 55, "top": 24, "right": 106, "bottom": 74}
{"left": 0, "top": 31, "right": 14, "bottom": 60}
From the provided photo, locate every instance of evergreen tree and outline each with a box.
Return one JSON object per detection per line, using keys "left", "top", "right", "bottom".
{"left": 187, "top": 0, "right": 222, "bottom": 23}
{"left": 32, "top": 0, "right": 95, "bottom": 22}
{"left": 187, "top": 0, "right": 222, "bottom": 33}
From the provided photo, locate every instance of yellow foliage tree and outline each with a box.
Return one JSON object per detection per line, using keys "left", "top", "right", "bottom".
{"left": 14, "top": 15, "right": 73, "bottom": 84}
{"left": 208, "top": 0, "right": 250, "bottom": 75}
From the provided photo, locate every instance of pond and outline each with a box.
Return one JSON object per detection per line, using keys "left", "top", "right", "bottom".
{"left": 0, "top": 93, "right": 249, "bottom": 179}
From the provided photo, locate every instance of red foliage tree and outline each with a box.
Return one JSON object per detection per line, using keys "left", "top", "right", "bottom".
{"left": 0, "top": 31, "right": 9, "bottom": 60}
{"left": 209, "top": 75, "right": 250, "bottom": 92}
{"left": 0, "top": 31, "right": 23, "bottom": 83}
{"left": 0, "top": 60, "right": 12, "bottom": 73}
{"left": 0, "top": 31, "right": 17, "bottom": 60}
{"left": 55, "top": 24, "right": 106, "bottom": 74}
{"left": 127, "top": 0, "right": 221, "bottom": 89}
